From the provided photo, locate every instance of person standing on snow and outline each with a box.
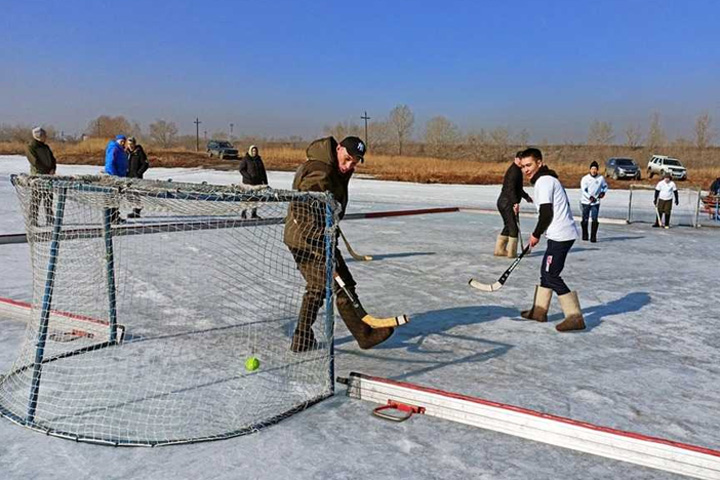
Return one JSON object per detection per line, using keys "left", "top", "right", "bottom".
{"left": 494, "top": 151, "right": 533, "bottom": 258}
{"left": 654, "top": 172, "right": 678, "bottom": 228}
{"left": 518, "top": 148, "right": 585, "bottom": 332}
{"left": 579, "top": 161, "right": 608, "bottom": 242}
{"left": 238, "top": 145, "right": 268, "bottom": 219}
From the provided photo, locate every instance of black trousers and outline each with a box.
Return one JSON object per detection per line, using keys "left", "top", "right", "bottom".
{"left": 496, "top": 196, "right": 518, "bottom": 237}
{"left": 540, "top": 239, "right": 575, "bottom": 296}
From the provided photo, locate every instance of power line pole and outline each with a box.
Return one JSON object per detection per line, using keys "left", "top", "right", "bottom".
{"left": 194, "top": 117, "right": 202, "bottom": 152}
{"left": 361, "top": 111, "right": 371, "bottom": 147}
{"left": 229, "top": 123, "right": 234, "bottom": 141}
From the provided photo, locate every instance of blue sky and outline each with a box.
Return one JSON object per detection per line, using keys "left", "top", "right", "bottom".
{"left": 1, "top": 0, "right": 719, "bottom": 142}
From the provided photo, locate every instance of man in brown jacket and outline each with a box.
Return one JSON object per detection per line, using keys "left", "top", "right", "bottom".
{"left": 284, "top": 136, "right": 394, "bottom": 352}
{"left": 25, "top": 127, "right": 57, "bottom": 226}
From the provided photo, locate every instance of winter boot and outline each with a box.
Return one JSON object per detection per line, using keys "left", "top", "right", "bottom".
{"left": 520, "top": 285, "right": 552, "bottom": 322}
{"left": 555, "top": 291, "right": 586, "bottom": 332}
{"left": 494, "top": 235, "right": 510, "bottom": 256}
{"left": 127, "top": 208, "right": 142, "bottom": 219}
{"left": 290, "top": 294, "right": 323, "bottom": 353}
{"left": 506, "top": 237, "right": 519, "bottom": 258}
{"left": 336, "top": 287, "right": 394, "bottom": 349}
{"left": 581, "top": 220, "right": 589, "bottom": 241}
{"left": 590, "top": 222, "right": 599, "bottom": 243}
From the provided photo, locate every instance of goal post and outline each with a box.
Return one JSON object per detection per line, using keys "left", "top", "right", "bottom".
{"left": 1, "top": 174, "right": 340, "bottom": 446}
{"left": 626, "top": 183, "right": 703, "bottom": 228}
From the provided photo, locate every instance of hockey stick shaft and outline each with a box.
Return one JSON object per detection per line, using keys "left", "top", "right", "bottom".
{"left": 333, "top": 275, "right": 409, "bottom": 328}
{"left": 339, "top": 228, "right": 373, "bottom": 261}
{"left": 469, "top": 244, "right": 531, "bottom": 292}
{"left": 516, "top": 212, "right": 524, "bottom": 251}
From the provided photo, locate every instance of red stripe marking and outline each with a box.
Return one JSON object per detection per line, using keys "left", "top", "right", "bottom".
{"left": 354, "top": 372, "right": 720, "bottom": 458}
{"left": 0, "top": 297, "right": 109, "bottom": 326}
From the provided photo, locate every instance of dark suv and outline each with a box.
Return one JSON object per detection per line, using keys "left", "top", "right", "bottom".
{"left": 207, "top": 140, "right": 239, "bottom": 160}
{"left": 605, "top": 157, "right": 641, "bottom": 180}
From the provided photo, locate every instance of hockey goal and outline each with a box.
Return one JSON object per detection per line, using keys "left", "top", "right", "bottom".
{"left": 625, "top": 183, "right": 706, "bottom": 227}
{"left": 1, "top": 174, "right": 339, "bottom": 446}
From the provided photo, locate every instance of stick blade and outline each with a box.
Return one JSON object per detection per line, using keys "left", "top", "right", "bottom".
{"left": 362, "top": 313, "right": 410, "bottom": 329}
{"left": 468, "top": 279, "right": 503, "bottom": 292}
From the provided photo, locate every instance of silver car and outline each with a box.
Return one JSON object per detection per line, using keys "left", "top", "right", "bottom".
{"left": 647, "top": 155, "right": 687, "bottom": 180}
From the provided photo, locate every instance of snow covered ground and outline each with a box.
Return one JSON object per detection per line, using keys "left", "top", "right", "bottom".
{"left": 0, "top": 155, "right": 718, "bottom": 480}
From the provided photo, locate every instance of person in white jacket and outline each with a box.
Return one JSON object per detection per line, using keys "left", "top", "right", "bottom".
{"left": 580, "top": 161, "right": 608, "bottom": 242}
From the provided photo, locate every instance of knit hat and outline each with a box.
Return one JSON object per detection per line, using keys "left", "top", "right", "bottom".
{"left": 31, "top": 127, "right": 46, "bottom": 140}
{"left": 590, "top": 161, "right": 599, "bottom": 169}
{"left": 664, "top": 171, "right": 672, "bottom": 178}
{"left": 116, "top": 134, "right": 127, "bottom": 141}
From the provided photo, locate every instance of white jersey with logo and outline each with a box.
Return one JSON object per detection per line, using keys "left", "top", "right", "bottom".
{"left": 580, "top": 174, "right": 608, "bottom": 205}
{"left": 534, "top": 175, "right": 579, "bottom": 242}
{"left": 655, "top": 180, "right": 677, "bottom": 201}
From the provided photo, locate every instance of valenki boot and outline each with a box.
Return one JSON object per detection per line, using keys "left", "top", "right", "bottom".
{"left": 494, "top": 235, "right": 509, "bottom": 256}
{"left": 520, "top": 285, "right": 553, "bottom": 322}
{"left": 336, "top": 287, "right": 394, "bottom": 349}
{"left": 506, "top": 237, "right": 519, "bottom": 258}
{"left": 555, "top": 291, "right": 586, "bottom": 332}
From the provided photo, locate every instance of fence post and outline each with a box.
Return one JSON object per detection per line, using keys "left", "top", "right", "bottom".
{"left": 694, "top": 189, "right": 701, "bottom": 228}
{"left": 626, "top": 185, "right": 633, "bottom": 224}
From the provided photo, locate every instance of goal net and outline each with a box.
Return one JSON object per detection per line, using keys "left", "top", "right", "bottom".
{"left": 1, "top": 174, "right": 339, "bottom": 446}
{"left": 626, "top": 183, "right": 704, "bottom": 227}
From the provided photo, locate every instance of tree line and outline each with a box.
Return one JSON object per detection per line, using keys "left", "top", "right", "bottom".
{"left": 0, "top": 108, "right": 715, "bottom": 161}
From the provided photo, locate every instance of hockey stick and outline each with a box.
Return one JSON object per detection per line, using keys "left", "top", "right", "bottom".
{"left": 339, "top": 228, "right": 373, "bottom": 261}
{"left": 515, "top": 212, "right": 524, "bottom": 251}
{"left": 654, "top": 203, "right": 664, "bottom": 227}
{"left": 469, "top": 244, "right": 531, "bottom": 292}
{"left": 333, "top": 275, "right": 409, "bottom": 328}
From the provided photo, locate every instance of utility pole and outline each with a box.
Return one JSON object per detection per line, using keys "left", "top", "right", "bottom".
{"left": 361, "top": 111, "right": 371, "bottom": 147}
{"left": 204, "top": 130, "right": 207, "bottom": 141}
{"left": 229, "top": 123, "right": 234, "bottom": 141}
{"left": 194, "top": 117, "right": 202, "bottom": 152}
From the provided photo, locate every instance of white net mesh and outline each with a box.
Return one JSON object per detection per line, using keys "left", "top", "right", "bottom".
{"left": 1, "top": 174, "right": 339, "bottom": 446}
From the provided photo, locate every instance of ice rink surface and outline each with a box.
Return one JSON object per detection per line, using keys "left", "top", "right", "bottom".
{"left": 0, "top": 156, "right": 718, "bottom": 479}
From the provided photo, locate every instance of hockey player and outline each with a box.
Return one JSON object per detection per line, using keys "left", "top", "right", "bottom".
{"left": 495, "top": 151, "right": 534, "bottom": 257}
{"left": 654, "top": 172, "right": 678, "bottom": 228}
{"left": 284, "top": 136, "right": 394, "bottom": 352}
{"left": 518, "top": 148, "right": 585, "bottom": 332}
{"left": 579, "top": 161, "right": 608, "bottom": 242}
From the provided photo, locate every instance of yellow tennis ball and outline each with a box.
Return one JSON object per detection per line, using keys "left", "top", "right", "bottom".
{"left": 245, "top": 356, "right": 260, "bottom": 372}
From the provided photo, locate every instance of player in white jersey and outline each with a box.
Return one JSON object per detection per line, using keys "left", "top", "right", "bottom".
{"left": 518, "top": 148, "right": 585, "bottom": 332}
{"left": 580, "top": 161, "right": 608, "bottom": 242}
{"left": 654, "top": 171, "right": 678, "bottom": 228}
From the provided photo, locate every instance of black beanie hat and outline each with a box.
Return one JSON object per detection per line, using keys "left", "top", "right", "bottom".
{"left": 590, "top": 161, "right": 599, "bottom": 169}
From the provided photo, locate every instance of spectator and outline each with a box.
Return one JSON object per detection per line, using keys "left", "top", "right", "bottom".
{"left": 104, "top": 135, "right": 128, "bottom": 223}
{"left": 126, "top": 137, "right": 149, "bottom": 218}
{"left": 238, "top": 145, "right": 268, "bottom": 219}
{"left": 25, "top": 127, "right": 57, "bottom": 226}
{"left": 710, "top": 177, "right": 720, "bottom": 196}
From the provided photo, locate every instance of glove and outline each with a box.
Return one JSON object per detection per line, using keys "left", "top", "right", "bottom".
{"left": 653, "top": 199, "right": 657, "bottom": 205}
{"left": 599, "top": 192, "right": 605, "bottom": 199}
{"left": 675, "top": 200, "right": 679, "bottom": 206}
{"left": 589, "top": 196, "right": 596, "bottom": 203}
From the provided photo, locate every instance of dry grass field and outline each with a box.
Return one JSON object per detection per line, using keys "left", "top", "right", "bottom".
{"left": 2, "top": 140, "right": 718, "bottom": 190}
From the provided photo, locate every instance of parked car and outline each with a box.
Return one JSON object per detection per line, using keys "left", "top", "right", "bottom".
{"left": 647, "top": 155, "right": 687, "bottom": 180}
{"left": 206, "top": 140, "right": 239, "bottom": 160}
{"left": 605, "top": 157, "right": 641, "bottom": 180}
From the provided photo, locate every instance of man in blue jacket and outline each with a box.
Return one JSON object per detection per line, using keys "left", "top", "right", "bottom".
{"left": 104, "top": 135, "right": 128, "bottom": 223}
{"left": 104, "top": 135, "right": 128, "bottom": 176}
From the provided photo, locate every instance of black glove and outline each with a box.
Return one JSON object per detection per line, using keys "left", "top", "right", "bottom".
{"left": 653, "top": 199, "right": 657, "bottom": 205}
{"left": 599, "top": 192, "right": 606, "bottom": 199}
{"left": 675, "top": 200, "right": 679, "bottom": 206}
{"left": 589, "top": 196, "right": 596, "bottom": 203}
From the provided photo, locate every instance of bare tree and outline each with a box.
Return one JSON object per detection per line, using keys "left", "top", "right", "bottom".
{"left": 368, "top": 120, "right": 392, "bottom": 152}
{"left": 388, "top": 105, "right": 414, "bottom": 155}
{"left": 587, "top": 120, "right": 614, "bottom": 146}
{"left": 465, "top": 128, "right": 488, "bottom": 160}
{"left": 694, "top": 112, "right": 714, "bottom": 149}
{"left": 624, "top": 125, "right": 642, "bottom": 148}
{"left": 647, "top": 112, "right": 666, "bottom": 152}
{"left": 149, "top": 119, "right": 179, "bottom": 148}
{"left": 514, "top": 128, "right": 530, "bottom": 147}
{"left": 323, "top": 121, "right": 362, "bottom": 141}
{"left": 86, "top": 115, "right": 133, "bottom": 138}
{"left": 424, "top": 116, "right": 460, "bottom": 158}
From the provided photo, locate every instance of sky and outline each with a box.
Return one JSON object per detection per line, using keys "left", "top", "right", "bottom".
{"left": 1, "top": 0, "right": 719, "bottom": 142}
